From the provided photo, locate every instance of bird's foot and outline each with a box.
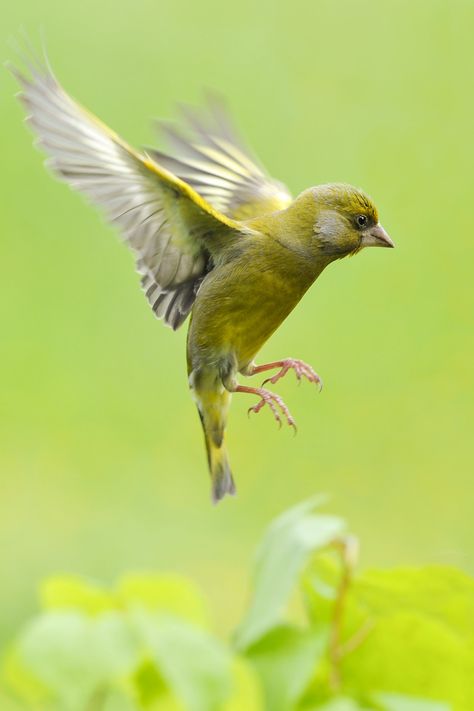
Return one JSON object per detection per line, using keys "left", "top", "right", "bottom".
{"left": 234, "top": 384, "right": 296, "bottom": 431}
{"left": 252, "top": 358, "right": 323, "bottom": 391}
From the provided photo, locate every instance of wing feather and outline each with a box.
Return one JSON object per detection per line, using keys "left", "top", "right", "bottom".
{"left": 150, "top": 97, "right": 293, "bottom": 221}
{"left": 12, "top": 56, "right": 243, "bottom": 329}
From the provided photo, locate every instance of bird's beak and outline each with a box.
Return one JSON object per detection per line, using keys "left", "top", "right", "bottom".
{"left": 362, "top": 223, "right": 395, "bottom": 248}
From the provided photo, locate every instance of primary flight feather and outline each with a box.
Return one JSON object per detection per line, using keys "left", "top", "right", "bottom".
{"left": 12, "top": 54, "right": 394, "bottom": 502}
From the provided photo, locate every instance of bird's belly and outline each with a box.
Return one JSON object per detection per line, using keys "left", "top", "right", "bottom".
{"left": 188, "top": 263, "right": 313, "bottom": 374}
{"left": 231, "top": 295, "right": 294, "bottom": 368}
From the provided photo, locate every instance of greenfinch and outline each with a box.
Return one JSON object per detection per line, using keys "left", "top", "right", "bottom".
{"left": 13, "top": 55, "right": 394, "bottom": 502}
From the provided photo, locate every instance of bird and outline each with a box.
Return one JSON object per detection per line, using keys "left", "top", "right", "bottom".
{"left": 11, "top": 51, "right": 394, "bottom": 503}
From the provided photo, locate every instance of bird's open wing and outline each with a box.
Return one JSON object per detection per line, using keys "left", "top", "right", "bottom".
{"left": 12, "top": 58, "right": 245, "bottom": 330}
{"left": 149, "top": 96, "right": 293, "bottom": 221}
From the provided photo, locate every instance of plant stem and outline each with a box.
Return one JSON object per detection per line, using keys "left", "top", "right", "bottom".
{"left": 328, "top": 535, "right": 359, "bottom": 692}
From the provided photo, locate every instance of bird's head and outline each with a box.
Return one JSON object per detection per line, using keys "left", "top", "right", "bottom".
{"left": 310, "top": 183, "right": 394, "bottom": 258}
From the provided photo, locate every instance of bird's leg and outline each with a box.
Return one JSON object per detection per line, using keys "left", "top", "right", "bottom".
{"left": 249, "top": 358, "right": 323, "bottom": 390}
{"left": 233, "top": 384, "right": 296, "bottom": 431}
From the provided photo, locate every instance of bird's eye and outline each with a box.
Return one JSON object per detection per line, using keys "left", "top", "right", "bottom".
{"left": 356, "top": 215, "right": 368, "bottom": 228}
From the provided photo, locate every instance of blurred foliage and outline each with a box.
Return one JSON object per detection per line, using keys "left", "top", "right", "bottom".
{"left": 3, "top": 500, "right": 472, "bottom": 711}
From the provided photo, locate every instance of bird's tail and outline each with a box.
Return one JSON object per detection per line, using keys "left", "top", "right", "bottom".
{"left": 204, "top": 426, "right": 235, "bottom": 503}
{"left": 195, "top": 387, "right": 235, "bottom": 503}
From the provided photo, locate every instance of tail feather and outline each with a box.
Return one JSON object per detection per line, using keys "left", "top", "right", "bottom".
{"left": 208, "top": 438, "right": 236, "bottom": 503}
{"left": 197, "top": 404, "right": 236, "bottom": 503}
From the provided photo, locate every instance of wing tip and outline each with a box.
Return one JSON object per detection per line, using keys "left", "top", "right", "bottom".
{"left": 7, "top": 30, "right": 59, "bottom": 94}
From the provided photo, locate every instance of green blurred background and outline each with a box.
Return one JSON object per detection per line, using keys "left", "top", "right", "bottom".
{"left": 1, "top": 0, "right": 473, "bottom": 660}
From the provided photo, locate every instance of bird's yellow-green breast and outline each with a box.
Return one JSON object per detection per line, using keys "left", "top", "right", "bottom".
{"left": 187, "top": 191, "right": 330, "bottom": 374}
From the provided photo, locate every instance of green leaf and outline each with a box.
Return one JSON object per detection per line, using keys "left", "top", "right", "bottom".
{"left": 354, "top": 566, "right": 474, "bottom": 634}
{"left": 245, "top": 625, "right": 326, "bottom": 711}
{"left": 236, "top": 497, "right": 345, "bottom": 649}
{"left": 2, "top": 645, "right": 53, "bottom": 708}
{"left": 373, "top": 692, "right": 451, "bottom": 711}
{"left": 222, "top": 657, "right": 264, "bottom": 711}
{"left": 132, "top": 658, "right": 189, "bottom": 710}
{"left": 336, "top": 567, "right": 474, "bottom": 710}
{"left": 133, "top": 610, "right": 232, "bottom": 711}
{"left": 302, "top": 551, "right": 344, "bottom": 628}
{"left": 40, "top": 575, "right": 115, "bottom": 615}
{"left": 117, "top": 573, "right": 210, "bottom": 628}
{"left": 17, "top": 611, "right": 139, "bottom": 710}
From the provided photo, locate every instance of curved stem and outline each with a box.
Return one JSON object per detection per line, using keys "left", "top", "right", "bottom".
{"left": 328, "top": 535, "right": 359, "bottom": 692}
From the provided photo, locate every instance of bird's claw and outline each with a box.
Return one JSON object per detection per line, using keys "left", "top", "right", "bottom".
{"left": 262, "top": 358, "right": 323, "bottom": 392}
{"left": 248, "top": 387, "right": 297, "bottom": 431}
